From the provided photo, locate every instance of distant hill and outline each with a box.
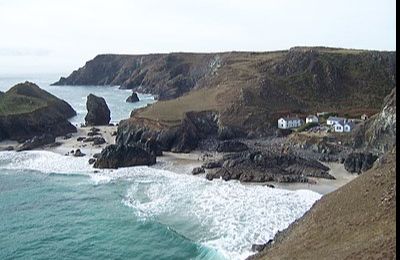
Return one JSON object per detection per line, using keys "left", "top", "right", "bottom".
{"left": 0, "top": 82, "right": 77, "bottom": 142}
{"left": 54, "top": 47, "right": 396, "bottom": 134}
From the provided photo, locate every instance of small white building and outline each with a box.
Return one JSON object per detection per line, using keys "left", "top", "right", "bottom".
{"left": 326, "top": 116, "right": 347, "bottom": 126}
{"left": 361, "top": 114, "right": 368, "bottom": 120}
{"left": 306, "top": 115, "right": 319, "bottom": 124}
{"left": 278, "top": 117, "right": 303, "bottom": 129}
{"left": 333, "top": 120, "right": 355, "bottom": 133}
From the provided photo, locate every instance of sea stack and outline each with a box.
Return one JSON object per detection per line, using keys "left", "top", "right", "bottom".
{"left": 84, "top": 94, "right": 111, "bottom": 126}
{"left": 126, "top": 92, "right": 139, "bottom": 103}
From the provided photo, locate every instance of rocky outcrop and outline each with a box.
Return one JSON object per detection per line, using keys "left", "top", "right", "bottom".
{"left": 216, "top": 140, "right": 248, "bottom": 153}
{"left": 353, "top": 88, "right": 396, "bottom": 154}
{"left": 0, "top": 82, "right": 77, "bottom": 142}
{"left": 16, "top": 134, "right": 55, "bottom": 151}
{"left": 343, "top": 152, "right": 378, "bottom": 174}
{"left": 126, "top": 92, "right": 139, "bottom": 103}
{"left": 93, "top": 144, "right": 156, "bottom": 169}
{"left": 205, "top": 151, "right": 333, "bottom": 183}
{"left": 84, "top": 94, "right": 111, "bottom": 126}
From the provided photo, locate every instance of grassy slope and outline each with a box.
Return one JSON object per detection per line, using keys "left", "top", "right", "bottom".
{"left": 251, "top": 149, "right": 396, "bottom": 260}
{"left": 0, "top": 82, "right": 71, "bottom": 116}
{"left": 133, "top": 48, "right": 395, "bottom": 130}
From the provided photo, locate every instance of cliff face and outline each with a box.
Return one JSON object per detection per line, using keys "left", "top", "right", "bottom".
{"left": 353, "top": 87, "right": 396, "bottom": 154}
{"left": 53, "top": 47, "right": 396, "bottom": 107}
{"left": 0, "top": 82, "right": 77, "bottom": 142}
{"left": 56, "top": 47, "right": 396, "bottom": 149}
{"left": 53, "top": 53, "right": 219, "bottom": 100}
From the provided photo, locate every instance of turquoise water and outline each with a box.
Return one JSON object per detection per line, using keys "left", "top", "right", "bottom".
{"left": 0, "top": 75, "right": 322, "bottom": 259}
{"left": 0, "top": 74, "right": 156, "bottom": 125}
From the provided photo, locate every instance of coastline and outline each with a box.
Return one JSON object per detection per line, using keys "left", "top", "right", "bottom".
{"left": 0, "top": 126, "right": 357, "bottom": 195}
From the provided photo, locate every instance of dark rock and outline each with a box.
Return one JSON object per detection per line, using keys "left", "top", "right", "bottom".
{"left": 16, "top": 134, "right": 55, "bottom": 151}
{"left": 90, "top": 127, "right": 100, "bottom": 132}
{"left": 88, "top": 158, "right": 96, "bottom": 165}
{"left": 83, "top": 136, "right": 106, "bottom": 145}
{"left": 111, "top": 131, "right": 117, "bottom": 136}
{"left": 77, "top": 136, "right": 86, "bottom": 141}
{"left": 73, "top": 149, "right": 85, "bottom": 157}
{"left": 344, "top": 152, "right": 378, "bottom": 174}
{"left": 87, "top": 131, "right": 101, "bottom": 136}
{"left": 63, "top": 133, "right": 72, "bottom": 139}
{"left": 202, "top": 161, "right": 222, "bottom": 169}
{"left": 126, "top": 92, "right": 140, "bottom": 103}
{"left": 266, "top": 184, "right": 275, "bottom": 188}
{"left": 93, "top": 153, "right": 101, "bottom": 159}
{"left": 192, "top": 167, "right": 205, "bottom": 175}
{"left": 93, "top": 144, "right": 156, "bottom": 169}
{"left": 84, "top": 94, "right": 111, "bottom": 126}
{"left": 216, "top": 140, "right": 249, "bottom": 153}
{"left": 206, "top": 151, "right": 332, "bottom": 183}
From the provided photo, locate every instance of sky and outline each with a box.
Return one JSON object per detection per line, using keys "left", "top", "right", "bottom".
{"left": 0, "top": 0, "right": 396, "bottom": 75}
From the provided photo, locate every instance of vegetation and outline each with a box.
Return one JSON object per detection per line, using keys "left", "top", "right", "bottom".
{"left": 295, "top": 122, "right": 319, "bottom": 132}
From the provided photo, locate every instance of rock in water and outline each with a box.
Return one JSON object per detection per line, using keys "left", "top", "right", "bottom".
{"left": 93, "top": 144, "right": 156, "bottom": 169}
{"left": 126, "top": 92, "right": 140, "bottom": 103}
{"left": 84, "top": 94, "right": 111, "bottom": 126}
{"left": 192, "top": 167, "right": 205, "bottom": 175}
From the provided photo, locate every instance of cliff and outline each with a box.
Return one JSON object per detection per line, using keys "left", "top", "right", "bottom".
{"left": 54, "top": 47, "right": 396, "bottom": 136}
{"left": 248, "top": 147, "right": 396, "bottom": 260}
{"left": 353, "top": 87, "right": 396, "bottom": 154}
{"left": 0, "top": 82, "right": 77, "bottom": 142}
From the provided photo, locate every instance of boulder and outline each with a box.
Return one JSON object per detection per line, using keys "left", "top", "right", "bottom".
{"left": 83, "top": 136, "right": 106, "bottom": 145}
{"left": 126, "top": 92, "right": 140, "bottom": 103}
{"left": 88, "top": 158, "right": 96, "bottom": 165}
{"left": 84, "top": 94, "right": 111, "bottom": 126}
{"left": 16, "top": 134, "right": 55, "bottom": 151}
{"left": 93, "top": 144, "right": 156, "bottom": 169}
{"left": 73, "top": 149, "right": 86, "bottom": 157}
{"left": 202, "top": 161, "right": 222, "bottom": 169}
{"left": 192, "top": 167, "right": 205, "bottom": 175}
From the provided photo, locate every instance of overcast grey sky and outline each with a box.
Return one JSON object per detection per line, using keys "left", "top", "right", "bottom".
{"left": 0, "top": 0, "right": 396, "bottom": 75}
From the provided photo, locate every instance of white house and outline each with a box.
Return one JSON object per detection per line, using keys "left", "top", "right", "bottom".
{"left": 278, "top": 117, "right": 303, "bottom": 129}
{"left": 361, "top": 114, "right": 368, "bottom": 120}
{"left": 326, "top": 116, "right": 347, "bottom": 126}
{"left": 333, "top": 120, "right": 355, "bottom": 133}
{"left": 306, "top": 115, "right": 319, "bottom": 124}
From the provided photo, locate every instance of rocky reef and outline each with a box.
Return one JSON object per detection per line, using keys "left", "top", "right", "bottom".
{"left": 84, "top": 94, "right": 111, "bottom": 126}
{"left": 204, "top": 150, "right": 333, "bottom": 183}
{"left": 0, "top": 82, "right": 77, "bottom": 142}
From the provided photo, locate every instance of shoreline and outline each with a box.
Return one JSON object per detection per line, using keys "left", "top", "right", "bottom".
{"left": 0, "top": 126, "right": 358, "bottom": 195}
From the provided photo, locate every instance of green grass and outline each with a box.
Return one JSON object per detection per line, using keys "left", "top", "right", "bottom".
{"left": 0, "top": 94, "right": 47, "bottom": 116}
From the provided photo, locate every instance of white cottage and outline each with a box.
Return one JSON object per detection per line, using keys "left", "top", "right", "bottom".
{"left": 326, "top": 116, "right": 347, "bottom": 126}
{"left": 306, "top": 115, "right": 319, "bottom": 124}
{"left": 278, "top": 117, "right": 303, "bottom": 129}
{"left": 333, "top": 120, "right": 354, "bottom": 133}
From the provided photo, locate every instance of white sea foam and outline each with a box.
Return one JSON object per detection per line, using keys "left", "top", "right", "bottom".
{"left": 0, "top": 150, "right": 321, "bottom": 260}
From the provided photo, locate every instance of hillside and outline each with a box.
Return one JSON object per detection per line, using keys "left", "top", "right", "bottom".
{"left": 248, "top": 147, "right": 396, "bottom": 260}
{"left": 54, "top": 47, "right": 396, "bottom": 134}
{"left": 0, "top": 82, "right": 77, "bottom": 142}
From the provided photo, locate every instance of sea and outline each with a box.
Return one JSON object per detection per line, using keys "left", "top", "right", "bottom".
{"left": 0, "top": 74, "right": 322, "bottom": 260}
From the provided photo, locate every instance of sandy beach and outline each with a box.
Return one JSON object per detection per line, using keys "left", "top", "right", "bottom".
{"left": 0, "top": 127, "right": 357, "bottom": 195}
